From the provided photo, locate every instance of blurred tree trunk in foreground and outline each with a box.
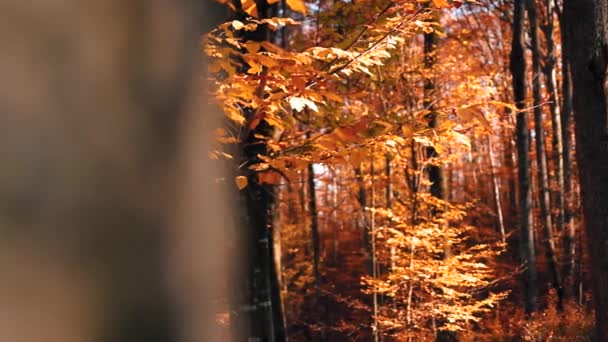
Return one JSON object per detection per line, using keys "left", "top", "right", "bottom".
{"left": 0, "top": 1, "right": 228, "bottom": 342}
{"left": 564, "top": 0, "right": 608, "bottom": 338}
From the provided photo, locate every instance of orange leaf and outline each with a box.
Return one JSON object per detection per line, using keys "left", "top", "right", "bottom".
{"left": 432, "top": 0, "right": 451, "bottom": 8}
{"left": 286, "top": 0, "right": 307, "bottom": 14}
{"left": 235, "top": 176, "right": 248, "bottom": 190}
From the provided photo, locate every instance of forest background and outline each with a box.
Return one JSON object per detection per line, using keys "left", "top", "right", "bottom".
{"left": 206, "top": 0, "right": 608, "bottom": 340}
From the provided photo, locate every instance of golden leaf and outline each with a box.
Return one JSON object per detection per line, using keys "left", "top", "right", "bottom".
{"left": 247, "top": 60, "right": 263, "bottom": 74}
{"left": 235, "top": 176, "right": 248, "bottom": 190}
{"left": 432, "top": 0, "right": 451, "bottom": 8}
{"left": 451, "top": 131, "right": 471, "bottom": 149}
{"left": 231, "top": 20, "right": 245, "bottom": 30}
{"left": 286, "top": 0, "right": 307, "bottom": 14}
{"left": 241, "top": 0, "right": 258, "bottom": 16}
{"left": 289, "top": 96, "right": 318, "bottom": 112}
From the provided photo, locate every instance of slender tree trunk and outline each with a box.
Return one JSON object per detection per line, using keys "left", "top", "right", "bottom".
{"left": 542, "top": 0, "right": 566, "bottom": 235}
{"left": 557, "top": 2, "right": 577, "bottom": 295}
{"left": 510, "top": 0, "right": 537, "bottom": 314}
{"left": 370, "top": 155, "right": 379, "bottom": 342}
{"left": 307, "top": 162, "right": 321, "bottom": 298}
{"left": 488, "top": 136, "right": 506, "bottom": 243}
{"left": 424, "top": 29, "right": 445, "bottom": 201}
{"left": 504, "top": 122, "right": 519, "bottom": 226}
{"left": 332, "top": 168, "right": 340, "bottom": 264}
{"left": 527, "top": 0, "right": 564, "bottom": 306}
{"left": 355, "top": 166, "right": 372, "bottom": 273}
{"left": 564, "top": 0, "right": 608, "bottom": 337}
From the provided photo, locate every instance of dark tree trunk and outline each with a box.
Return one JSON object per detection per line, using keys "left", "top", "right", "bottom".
{"left": 307, "top": 162, "right": 321, "bottom": 297}
{"left": 232, "top": 1, "right": 286, "bottom": 340}
{"left": 557, "top": 1, "right": 577, "bottom": 296}
{"left": 527, "top": 0, "right": 564, "bottom": 307}
{"left": 564, "top": 0, "right": 608, "bottom": 338}
{"left": 510, "top": 0, "right": 537, "bottom": 314}
{"left": 424, "top": 31, "right": 445, "bottom": 201}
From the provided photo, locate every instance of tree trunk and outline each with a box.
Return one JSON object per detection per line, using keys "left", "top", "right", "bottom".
{"left": 232, "top": 1, "right": 286, "bottom": 340}
{"left": 488, "top": 136, "right": 506, "bottom": 243}
{"left": 424, "top": 31, "right": 445, "bottom": 201}
{"left": 307, "top": 162, "right": 321, "bottom": 298}
{"left": 527, "top": 0, "right": 564, "bottom": 306}
{"left": 557, "top": 1, "right": 577, "bottom": 296}
{"left": 510, "top": 0, "right": 537, "bottom": 314}
{"left": 355, "top": 166, "right": 372, "bottom": 271}
{"left": 0, "top": 1, "right": 224, "bottom": 342}
{"left": 564, "top": 0, "right": 608, "bottom": 337}
{"left": 542, "top": 0, "right": 566, "bottom": 235}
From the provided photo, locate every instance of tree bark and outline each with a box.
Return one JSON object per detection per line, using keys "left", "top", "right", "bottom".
{"left": 557, "top": 0, "right": 577, "bottom": 296}
{"left": 232, "top": 1, "right": 286, "bottom": 340}
{"left": 564, "top": 0, "right": 608, "bottom": 338}
{"left": 510, "top": 0, "right": 537, "bottom": 314}
{"left": 307, "top": 162, "right": 321, "bottom": 298}
{"left": 424, "top": 31, "right": 445, "bottom": 201}
{"left": 527, "top": 0, "right": 564, "bottom": 306}
{"left": 488, "top": 136, "right": 506, "bottom": 243}
{"left": 542, "top": 0, "right": 566, "bottom": 235}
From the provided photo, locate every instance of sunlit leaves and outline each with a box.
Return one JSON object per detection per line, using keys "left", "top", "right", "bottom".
{"left": 288, "top": 96, "right": 319, "bottom": 112}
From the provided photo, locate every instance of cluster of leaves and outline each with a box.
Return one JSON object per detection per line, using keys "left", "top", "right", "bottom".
{"left": 364, "top": 193, "right": 508, "bottom": 337}
{"left": 205, "top": 0, "right": 490, "bottom": 186}
{"left": 206, "top": 0, "right": 513, "bottom": 339}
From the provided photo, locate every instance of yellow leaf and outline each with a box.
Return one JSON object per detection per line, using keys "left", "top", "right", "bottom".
{"left": 451, "top": 131, "right": 471, "bottom": 149}
{"left": 247, "top": 60, "right": 263, "bottom": 74}
{"left": 245, "top": 41, "right": 261, "bottom": 53}
{"left": 289, "top": 96, "right": 318, "bottom": 112}
{"left": 231, "top": 20, "right": 244, "bottom": 30}
{"left": 235, "top": 176, "right": 248, "bottom": 190}
{"left": 432, "top": 0, "right": 450, "bottom": 8}
{"left": 286, "top": 0, "right": 307, "bottom": 14}
{"left": 225, "top": 107, "right": 246, "bottom": 126}
{"left": 249, "top": 163, "right": 270, "bottom": 171}
{"left": 241, "top": 0, "right": 258, "bottom": 16}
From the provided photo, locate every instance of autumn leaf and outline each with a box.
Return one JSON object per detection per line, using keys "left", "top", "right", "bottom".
{"left": 432, "top": 0, "right": 451, "bottom": 8}
{"left": 451, "top": 131, "right": 471, "bottom": 149}
{"left": 247, "top": 60, "right": 263, "bottom": 74}
{"left": 289, "top": 96, "right": 319, "bottom": 112}
{"left": 231, "top": 20, "right": 245, "bottom": 30}
{"left": 245, "top": 41, "right": 261, "bottom": 53}
{"left": 286, "top": 0, "right": 307, "bottom": 14}
{"left": 235, "top": 176, "right": 248, "bottom": 190}
{"left": 241, "top": 0, "right": 258, "bottom": 16}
